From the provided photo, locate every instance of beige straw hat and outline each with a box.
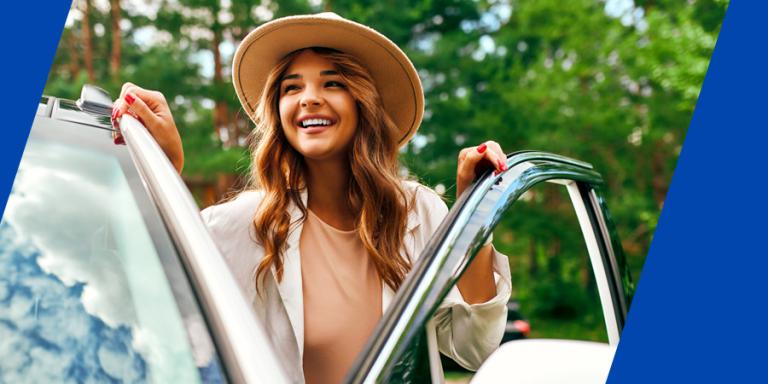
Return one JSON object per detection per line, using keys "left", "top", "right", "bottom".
{"left": 232, "top": 12, "right": 424, "bottom": 146}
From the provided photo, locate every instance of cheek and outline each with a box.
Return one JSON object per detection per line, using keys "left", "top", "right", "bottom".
{"left": 278, "top": 99, "right": 292, "bottom": 127}
{"left": 341, "top": 95, "right": 359, "bottom": 126}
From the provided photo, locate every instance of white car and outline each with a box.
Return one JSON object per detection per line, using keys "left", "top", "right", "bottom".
{"left": 0, "top": 85, "right": 632, "bottom": 383}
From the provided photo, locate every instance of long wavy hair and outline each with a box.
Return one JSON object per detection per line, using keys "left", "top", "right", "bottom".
{"left": 248, "top": 47, "right": 412, "bottom": 293}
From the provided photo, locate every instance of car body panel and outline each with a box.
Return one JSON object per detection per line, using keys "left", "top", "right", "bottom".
{"left": 471, "top": 339, "right": 615, "bottom": 383}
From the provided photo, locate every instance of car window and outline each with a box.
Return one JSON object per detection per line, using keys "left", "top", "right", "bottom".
{"left": 0, "top": 135, "right": 223, "bottom": 383}
{"left": 496, "top": 182, "right": 608, "bottom": 343}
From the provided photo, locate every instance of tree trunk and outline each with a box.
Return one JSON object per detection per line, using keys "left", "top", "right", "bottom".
{"left": 651, "top": 140, "right": 668, "bottom": 208}
{"left": 110, "top": 0, "right": 122, "bottom": 81}
{"left": 212, "top": 21, "right": 231, "bottom": 146}
{"left": 81, "top": 0, "right": 95, "bottom": 82}
{"left": 66, "top": 30, "right": 81, "bottom": 79}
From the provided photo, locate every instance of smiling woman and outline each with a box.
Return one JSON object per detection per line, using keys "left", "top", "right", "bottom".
{"left": 113, "top": 12, "right": 512, "bottom": 384}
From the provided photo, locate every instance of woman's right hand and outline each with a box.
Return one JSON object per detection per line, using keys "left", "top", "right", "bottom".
{"left": 112, "top": 83, "right": 184, "bottom": 174}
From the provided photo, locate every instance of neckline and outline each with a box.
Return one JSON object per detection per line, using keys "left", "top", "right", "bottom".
{"left": 307, "top": 209, "right": 358, "bottom": 234}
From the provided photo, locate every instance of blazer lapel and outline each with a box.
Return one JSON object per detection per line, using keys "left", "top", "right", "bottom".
{"left": 273, "top": 189, "right": 308, "bottom": 358}
{"left": 383, "top": 207, "right": 422, "bottom": 313}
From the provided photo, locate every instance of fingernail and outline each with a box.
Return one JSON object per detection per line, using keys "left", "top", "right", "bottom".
{"left": 114, "top": 136, "right": 125, "bottom": 145}
{"left": 125, "top": 93, "right": 135, "bottom": 105}
{"left": 477, "top": 143, "right": 487, "bottom": 153}
{"left": 497, "top": 159, "right": 506, "bottom": 171}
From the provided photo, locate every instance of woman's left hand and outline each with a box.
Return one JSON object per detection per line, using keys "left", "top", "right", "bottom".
{"left": 456, "top": 141, "right": 507, "bottom": 197}
{"left": 455, "top": 141, "right": 506, "bottom": 303}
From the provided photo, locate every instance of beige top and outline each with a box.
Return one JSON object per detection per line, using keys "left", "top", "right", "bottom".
{"left": 201, "top": 182, "right": 512, "bottom": 383}
{"left": 300, "top": 210, "right": 382, "bottom": 384}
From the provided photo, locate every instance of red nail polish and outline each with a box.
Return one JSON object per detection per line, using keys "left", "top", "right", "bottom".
{"left": 497, "top": 159, "right": 506, "bottom": 171}
{"left": 125, "top": 93, "right": 135, "bottom": 105}
{"left": 114, "top": 136, "right": 125, "bottom": 145}
{"left": 477, "top": 143, "right": 487, "bottom": 153}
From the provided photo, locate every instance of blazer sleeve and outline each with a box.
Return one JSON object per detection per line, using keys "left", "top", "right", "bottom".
{"left": 414, "top": 186, "right": 512, "bottom": 371}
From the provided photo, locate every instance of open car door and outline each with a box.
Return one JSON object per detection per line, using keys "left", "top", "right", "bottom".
{"left": 346, "top": 151, "right": 634, "bottom": 383}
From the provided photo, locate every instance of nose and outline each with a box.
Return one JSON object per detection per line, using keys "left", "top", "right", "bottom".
{"left": 300, "top": 86, "right": 324, "bottom": 108}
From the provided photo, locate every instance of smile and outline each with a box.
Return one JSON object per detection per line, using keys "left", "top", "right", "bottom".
{"left": 299, "top": 118, "right": 333, "bottom": 128}
{"left": 296, "top": 116, "right": 337, "bottom": 134}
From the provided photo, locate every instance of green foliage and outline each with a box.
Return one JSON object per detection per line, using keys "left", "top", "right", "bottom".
{"left": 46, "top": 0, "right": 726, "bottom": 341}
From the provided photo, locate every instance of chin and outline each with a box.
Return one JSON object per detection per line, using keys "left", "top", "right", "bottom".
{"left": 296, "top": 145, "right": 345, "bottom": 162}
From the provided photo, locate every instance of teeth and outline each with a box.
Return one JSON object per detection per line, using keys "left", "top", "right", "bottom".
{"left": 300, "top": 118, "right": 332, "bottom": 127}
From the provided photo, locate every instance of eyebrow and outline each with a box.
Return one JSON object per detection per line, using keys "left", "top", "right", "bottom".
{"left": 281, "top": 70, "right": 340, "bottom": 81}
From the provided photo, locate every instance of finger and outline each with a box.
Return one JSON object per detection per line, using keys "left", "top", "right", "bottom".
{"left": 118, "top": 84, "right": 161, "bottom": 114}
{"left": 127, "top": 87, "right": 167, "bottom": 113}
{"left": 111, "top": 99, "right": 121, "bottom": 124}
{"left": 485, "top": 141, "right": 507, "bottom": 173}
{"left": 458, "top": 147, "right": 471, "bottom": 162}
{"left": 458, "top": 144, "right": 492, "bottom": 181}
{"left": 124, "top": 92, "right": 163, "bottom": 133}
{"left": 119, "top": 82, "right": 137, "bottom": 100}
{"left": 113, "top": 133, "right": 125, "bottom": 145}
{"left": 473, "top": 141, "right": 504, "bottom": 173}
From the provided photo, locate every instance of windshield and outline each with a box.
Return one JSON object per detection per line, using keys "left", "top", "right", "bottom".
{"left": 0, "top": 136, "right": 220, "bottom": 382}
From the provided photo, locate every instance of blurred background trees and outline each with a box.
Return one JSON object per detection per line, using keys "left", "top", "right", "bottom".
{"left": 45, "top": 0, "right": 726, "bottom": 340}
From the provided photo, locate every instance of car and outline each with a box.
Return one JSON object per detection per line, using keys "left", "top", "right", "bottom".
{"left": 502, "top": 299, "right": 530, "bottom": 343}
{"left": 1, "top": 85, "right": 633, "bottom": 383}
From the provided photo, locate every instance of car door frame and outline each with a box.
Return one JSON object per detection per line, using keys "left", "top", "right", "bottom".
{"left": 346, "top": 151, "right": 633, "bottom": 383}
{"left": 118, "top": 114, "right": 292, "bottom": 383}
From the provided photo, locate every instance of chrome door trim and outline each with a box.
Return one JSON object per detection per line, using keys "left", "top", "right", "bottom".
{"left": 347, "top": 151, "right": 630, "bottom": 383}
{"left": 588, "top": 188, "right": 631, "bottom": 324}
{"left": 566, "top": 181, "right": 619, "bottom": 345}
{"left": 119, "top": 116, "right": 290, "bottom": 384}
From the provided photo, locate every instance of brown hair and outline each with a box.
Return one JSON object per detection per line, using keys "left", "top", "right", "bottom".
{"left": 248, "top": 47, "right": 412, "bottom": 292}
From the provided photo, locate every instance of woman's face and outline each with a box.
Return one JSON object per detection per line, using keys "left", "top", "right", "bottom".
{"left": 278, "top": 50, "right": 358, "bottom": 162}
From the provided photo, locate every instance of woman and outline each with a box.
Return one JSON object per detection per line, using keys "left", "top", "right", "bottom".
{"left": 113, "top": 13, "right": 511, "bottom": 384}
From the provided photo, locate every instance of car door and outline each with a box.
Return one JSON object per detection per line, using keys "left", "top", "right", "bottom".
{"left": 0, "top": 89, "right": 290, "bottom": 384}
{"left": 346, "top": 151, "right": 634, "bottom": 383}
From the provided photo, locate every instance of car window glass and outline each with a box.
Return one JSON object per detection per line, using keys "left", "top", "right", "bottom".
{"left": 495, "top": 182, "right": 607, "bottom": 343}
{"left": 0, "top": 137, "right": 213, "bottom": 383}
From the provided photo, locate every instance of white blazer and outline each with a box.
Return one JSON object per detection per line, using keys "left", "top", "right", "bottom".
{"left": 201, "top": 181, "right": 512, "bottom": 383}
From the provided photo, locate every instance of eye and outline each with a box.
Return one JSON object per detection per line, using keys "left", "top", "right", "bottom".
{"left": 282, "top": 84, "right": 300, "bottom": 94}
{"left": 325, "top": 80, "right": 346, "bottom": 89}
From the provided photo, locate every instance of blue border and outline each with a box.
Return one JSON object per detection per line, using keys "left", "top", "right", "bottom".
{"left": 609, "top": 2, "right": 767, "bottom": 382}
{"left": 0, "top": 2, "right": 69, "bottom": 218}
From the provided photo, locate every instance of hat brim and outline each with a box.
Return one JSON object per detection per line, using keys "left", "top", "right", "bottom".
{"left": 232, "top": 14, "right": 423, "bottom": 146}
